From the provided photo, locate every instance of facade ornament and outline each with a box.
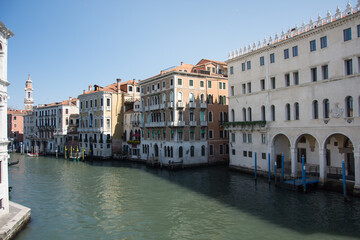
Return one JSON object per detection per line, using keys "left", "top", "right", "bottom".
{"left": 346, "top": 1, "right": 353, "bottom": 13}
{"left": 263, "top": 37, "right": 267, "bottom": 46}
{"left": 274, "top": 33, "right": 279, "bottom": 42}
{"left": 228, "top": 52, "right": 231, "bottom": 59}
{"left": 257, "top": 40, "right": 261, "bottom": 49}
{"left": 330, "top": 103, "right": 344, "bottom": 118}
{"left": 248, "top": 44, "right": 251, "bottom": 52}
{"left": 235, "top": 49, "right": 239, "bottom": 57}
{"left": 252, "top": 42, "right": 256, "bottom": 50}
{"left": 239, "top": 48, "right": 243, "bottom": 55}
{"left": 335, "top": 5, "right": 342, "bottom": 19}
{"left": 281, "top": 30, "right": 285, "bottom": 39}
{"left": 269, "top": 35, "right": 273, "bottom": 43}
{"left": 327, "top": 10, "right": 331, "bottom": 17}
{"left": 243, "top": 46, "right": 247, "bottom": 53}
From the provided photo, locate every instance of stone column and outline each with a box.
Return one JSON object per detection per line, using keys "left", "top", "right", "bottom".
{"left": 319, "top": 148, "right": 327, "bottom": 185}
{"left": 291, "top": 147, "right": 297, "bottom": 177}
{"left": 353, "top": 149, "right": 360, "bottom": 196}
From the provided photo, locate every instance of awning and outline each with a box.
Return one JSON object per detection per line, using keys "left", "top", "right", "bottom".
{"left": 131, "top": 132, "right": 140, "bottom": 137}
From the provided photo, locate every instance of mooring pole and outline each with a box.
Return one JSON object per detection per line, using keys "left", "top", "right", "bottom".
{"left": 302, "top": 155, "right": 306, "bottom": 193}
{"left": 342, "top": 160, "right": 347, "bottom": 199}
{"left": 255, "top": 152, "right": 257, "bottom": 180}
{"left": 274, "top": 161, "right": 277, "bottom": 185}
{"left": 281, "top": 153, "right": 284, "bottom": 182}
{"left": 268, "top": 153, "right": 271, "bottom": 183}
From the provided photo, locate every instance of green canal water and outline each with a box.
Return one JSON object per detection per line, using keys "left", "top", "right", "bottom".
{"left": 8, "top": 154, "right": 360, "bottom": 240}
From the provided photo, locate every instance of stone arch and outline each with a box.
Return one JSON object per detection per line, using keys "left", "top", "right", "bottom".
{"left": 322, "top": 133, "right": 355, "bottom": 179}
{"left": 294, "top": 133, "right": 320, "bottom": 175}
{"left": 271, "top": 133, "right": 292, "bottom": 175}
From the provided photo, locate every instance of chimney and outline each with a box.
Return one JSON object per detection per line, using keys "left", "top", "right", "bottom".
{"left": 88, "top": 85, "right": 92, "bottom": 91}
{"left": 83, "top": 90, "right": 85, "bottom": 94}
{"left": 181, "top": 61, "right": 183, "bottom": 65}
{"left": 160, "top": 71, "right": 164, "bottom": 75}
{"left": 133, "top": 79, "right": 135, "bottom": 84}
{"left": 117, "top": 78, "right": 121, "bottom": 93}
{"left": 69, "top": 96, "right": 72, "bottom": 101}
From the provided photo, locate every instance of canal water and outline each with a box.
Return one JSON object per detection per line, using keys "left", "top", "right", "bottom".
{"left": 8, "top": 154, "right": 360, "bottom": 240}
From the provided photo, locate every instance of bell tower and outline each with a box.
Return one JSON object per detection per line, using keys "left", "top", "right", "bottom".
{"left": 24, "top": 74, "right": 33, "bottom": 111}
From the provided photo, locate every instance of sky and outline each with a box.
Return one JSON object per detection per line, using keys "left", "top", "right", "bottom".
{"left": 1, "top": 0, "right": 355, "bottom": 109}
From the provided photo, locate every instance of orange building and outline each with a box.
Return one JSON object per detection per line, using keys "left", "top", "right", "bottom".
{"left": 7, "top": 109, "right": 27, "bottom": 152}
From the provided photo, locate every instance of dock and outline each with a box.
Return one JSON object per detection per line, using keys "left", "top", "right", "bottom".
{"left": 0, "top": 202, "right": 31, "bottom": 240}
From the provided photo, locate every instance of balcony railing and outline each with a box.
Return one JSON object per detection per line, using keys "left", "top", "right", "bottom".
{"left": 200, "top": 103, "right": 207, "bottom": 108}
{"left": 167, "top": 121, "right": 186, "bottom": 127}
{"left": 189, "top": 121, "right": 197, "bottom": 126}
{"left": 177, "top": 102, "right": 184, "bottom": 108}
{"left": 168, "top": 102, "right": 174, "bottom": 108}
{"left": 160, "top": 103, "right": 166, "bottom": 109}
{"left": 189, "top": 102, "right": 196, "bottom": 108}
{"left": 222, "top": 121, "right": 267, "bottom": 130}
{"left": 145, "top": 122, "right": 166, "bottom": 128}
{"left": 150, "top": 104, "right": 160, "bottom": 111}
{"left": 200, "top": 121, "right": 208, "bottom": 126}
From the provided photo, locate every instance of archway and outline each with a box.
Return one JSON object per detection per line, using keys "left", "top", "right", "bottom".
{"left": 154, "top": 144, "right": 159, "bottom": 158}
{"left": 295, "top": 134, "right": 319, "bottom": 176}
{"left": 272, "top": 134, "right": 291, "bottom": 175}
{"left": 324, "top": 134, "right": 354, "bottom": 180}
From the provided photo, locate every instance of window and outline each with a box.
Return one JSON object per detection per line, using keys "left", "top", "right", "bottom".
{"left": 129, "top": 86, "right": 133, "bottom": 92}
{"left": 209, "top": 145, "right": 214, "bottom": 156}
{"left": 212, "top": 67, "right": 215, "bottom": 73}
{"left": 293, "top": 72, "right": 299, "bottom": 85}
{"left": 285, "top": 103, "right": 291, "bottom": 120}
{"left": 231, "top": 133, "right": 236, "bottom": 143}
{"left": 260, "top": 79, "right": 265, "bottom": 91}
{"left": 190, "top": 146, "right": 195, "bottom": 157}
{"left": 344, "top": 28, "right": 352, "bottom": 41}
{"left": 243, "top": 133, "right": 247, "bottom": 143}
{"left": 271, "top": 105, "right": 275, "bottom": 121}
{"left": 243, "top": 151, "right": 247, "bottom": 157}
{"left": 178, "top": 78, "right": 182, "bottom": 86}
{"left": 320, "top": 36, "right": 327, "bottom": 48}
{"left": 345, "top": 59, "right": 353, "bottom": 75}
{"left": 260, "top": 56, "right": 264, "bottom": 66}
{"left": 310, "top": 40, "right": 316, "bottom": 51}
{"left": 311, "top": 67, "right": 317, "bottom": 82}
{"left": 248, "top": 134, "right": 252, "bottom": 143}
{"left": 271, "top": 77, "right": 276, "bottom": 89}
{"left": 231, "top": 109, "right": 235, "bottom": 122}
{"left": 292, "top": 46, "right": 298, "bottom": 57}
{"left": 170, "top": 79, "right": 173, "bottom": 86}
{"left": 323, "top": 99, "right": 330, "bottom": 118}
{"left": 242, "top": 84, "right": 246, "bottom": 94}
{"left": 222, "top": 82, "right": 226, "bottom": 90}
{"left": 219, "top": 82, "right": 222, "bottom": 89}
{"left": 248, "top": 151, "right": 253, "bottom": 158}
{"left": 261, "top": 134, "right": 266, "bottom": 144}
{"left": 261, "top": 105, "right": 265, "bottom": 121}
{"left": 200, "top": 81, "right": 204, "bottom": 88}
{"left": 345, "top": 96, "right": 353, "bottom": 117}
{"left": 162, "top": 81, "right": 165, "bottom": 88}
{"left": 189, "top": 79, "right": 193, "bottom": 87}
{"left": 247, "top": 61, "right": 251, "bottom": 70}
{"left": 322, "top": 65, "right": 329, "bottom": 80}
{"left": 242, "top": 63, "right": 246, "bottom": 71}
{"left": 209, "top": 130, "right": 214, "bottom": 139}
{"left": 178, "top": 92, "right": 183, "bottom": 102}
{"left": 147, "top": 86, "right": 150, "bottom": 92}
{"left": 230, "top": 66, "right": 234, "bottom": 74}
{"left": 209, "top": 111, "right": 213, "bottom": 122}
{"left": 201, "top": 145, "right": 206, "bottom": 156}
{"left": 106, "top": 98, "right": 110, "bottom": 107}
{"left": 285, "top": 74, "right": 290, "bottom": 87}
{"left": 313, "top": 100, "right": 319, "bottom": 119}
{"left": 219, "top": 145, "right": 224, "bottom": 155}
{"left": 231, "top": 86, "right": 234, "bottom": 96}
{"left": 208, "top": 81, "right": 212, "bottom": 88}
{"left": 242, "top": 108, "right": 246, "bottom": 121}
{"left": 270, "top": 53, "right": 275, "bottom": 63}
{"left": 294, "top": 102, "right": 299, "bottom": 120}
{"left": 179, "top": 146, "right": 183, "bottom": 158}
{"left": 247, "top": 107, "right": 252, "bottom": 121}
{"left": 94, "top": 99, "right": 97, "bottom": 107}
{"left": 358, "top": 24, "right": 360, "bottom": 37}
{"left": 247, "top": 82, "right": 251, "bottom": 93}
{"left": 284, "top": 49, "right": 289, "bottom": 59}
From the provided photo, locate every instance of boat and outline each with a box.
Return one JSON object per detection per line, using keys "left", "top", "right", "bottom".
{"left": 8, "top": 160, "right": 19, "bottom": 166}
{"left": 27, "top": 153, "right": 39, "bottom": 157}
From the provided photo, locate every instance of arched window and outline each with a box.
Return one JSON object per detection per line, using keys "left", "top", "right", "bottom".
{"left": 261, "top": 105, "right": 266, "bottom": 121}
{"left": 200, "top": 94, "right": 205, "bottom": 103}
{"left": 285, "top": 103, "right": 291, "bottom": 120}
{"left": 179, "top": 146, "right": 183, "bottom": 158}
{"left": 345, "top": 96, "right": 353, "bottom": 117}
{"left": 164, "top": 146, "right": 167, "bottom": 157}
{"left": 312, "top": 100, "right": 319, "bottom": 119}
{"left": 231, "top": 109, "right": 235, "bottom": 122}
{"left": 170, "top": 91, "right": 174, "bottom": 102}
{"left": 201, "top": 145, "right": 206, "bottom": 156}
{"left": 189, "top": 93, "right": 194, "bottom": 102}
{"left": 248, "top": 107, "right": 252, "bottom": 121}
{"left": 294, "top": 102, "right": 299, "bottom": 120}
{"left": 242, "top": 108, "right": 246, "bottom": 121}
{"left": 178, "top": 92, "right": 182, "bottom": 102}
{"left": 323, "top": 99, "right": 330, "bottom": 118}
{"left": 190, "top": 146, "right": 195, "bottom": 157}
{"left": 171, "top": 147, "right": 173, "bottom": 158}
{"left": 0, "top": 43, "right": 2, "bottom": 51}
{"left": 209, "top": 111, "right": 213, "bottom": 122}
{"left": 162, "top": 93, "right": 166, "bottom": 103}
{"left": 271, "top": 105, "right": 275, "bottom": 121}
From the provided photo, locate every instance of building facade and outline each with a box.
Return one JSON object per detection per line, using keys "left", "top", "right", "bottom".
{"left": 0, "top": 21, "right": 14, "bottom": 215}
{"left": 78, "top": 79, "right": 139, "bottom": 158}
{"left": 23, "top": 110, "right": 35, "bottom": 153}
{"left": 226, "top": 3, "right": 360, "bottom": 194}
{"left": 7, "top": 109, "right": 26, "bottom": 152}
{"left": 139, "top": 59, "right": 229, "bottom": 166}
{"left": 123, "top": 100, "right": 141, "bottom": 159}
{"left": 34, "top": 98, "right": 79, "bottom": 154}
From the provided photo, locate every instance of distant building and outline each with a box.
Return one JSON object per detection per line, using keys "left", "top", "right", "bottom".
{"left": 123, "top": 100, "right": 141, "bottom": 159}
{"left": 34, "top": 98, "right": 79, "bottom": 154}
{"left": 78, "top": 80, "right": 140, "bottom": 158}
{"left": 24, "top": 75, "right": 33, "bottom": 111}
{"left": 0, "top": 20, "right": 14, "bottom": 215}
{"left": 23, "top": 110, "right": 35, "bottom": 153}
{"left": 226, "top": 3, "right": 360, "bottom": 194}
{"left": 139, "top": 59, "right": 229, "bottom": 167}
{"left": 7, "top": 109, "right": 26, "bottom": 152}
{"left": 65, "top": 114, "right": 79, "bottom": 154}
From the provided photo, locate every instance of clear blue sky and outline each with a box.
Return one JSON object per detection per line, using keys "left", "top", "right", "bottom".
{"left": 1, "top": 0, "right": 353, "bottom": 109}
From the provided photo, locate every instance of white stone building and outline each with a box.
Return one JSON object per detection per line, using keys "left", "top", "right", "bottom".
{"left": 34, "top": 98, "right": 79, "bottom": 154}
{"left": 0, "top": 21, "right": 14, "bottom": 215}
{"left": 226, "top": 3, "right": 360, "bottom": 194}
{"left": 123, "top": 100, "right": 141, "bottom": 159}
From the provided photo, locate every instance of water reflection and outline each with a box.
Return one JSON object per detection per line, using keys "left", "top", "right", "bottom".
{"left": 8, "top": 154, "right": 360, "bottom": 240}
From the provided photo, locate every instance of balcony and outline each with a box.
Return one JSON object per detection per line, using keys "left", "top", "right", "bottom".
{"left": 145, "top": 122, "right": 166, "bottom": 128}
{"left": 168, "top": 121, "right": 186, "bottom": 127}
{"left": 222, "top": 121, "right": 267, "bottom": 130}
{"left": 200, "top": 121, "right": 208, "bottom": 126}
{"left": 177, "top": 102, "right": 184, "bottom": 108}
{"left": 150, "top": 104, "right": 160, "bottom": 111}
{"left": 189, "top": 121, "right": 197, "bottom": 126}
{"left": 145, "top": 106, "right": 150, "bottom": 111}
{"left": 167, "top": 102, "right": 174, "bottom": 108}
{"left": 200, "top": 103, "right": 207, "bottom": 108}
{"left": 160, "top": 103, "right": 166, "bottom": 109}
{"left": 189, "top": 102, "right": 196, "bottom": 108}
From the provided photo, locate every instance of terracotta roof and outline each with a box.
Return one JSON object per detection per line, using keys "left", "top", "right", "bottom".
{"left": 36, "top": 98, "right": 78, "bottom": 109}
{"left": 194, "top": 59, "right": 227, "bottom": 67}
{"left": 7, "top": 109, "right": 27, "bottom": 115}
